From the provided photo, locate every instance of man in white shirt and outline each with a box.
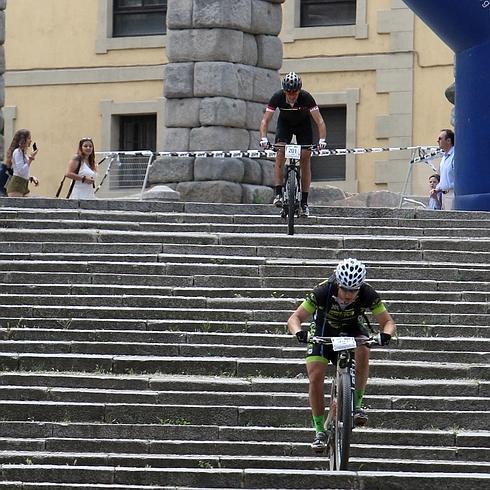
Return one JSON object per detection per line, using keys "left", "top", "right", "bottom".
{"left": 435, "top": 129, "right": 455, "bottom": 210}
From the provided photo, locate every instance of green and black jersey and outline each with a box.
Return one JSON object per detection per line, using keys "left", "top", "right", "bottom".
{"left": 302, "top": 275, "right": 386, "bottom": 363}
{"left": 301, "top": 275, "right": 386, "bottom": 332}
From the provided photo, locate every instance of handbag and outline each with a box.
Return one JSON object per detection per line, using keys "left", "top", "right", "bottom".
{"left": 0, "top": 163, "right": 14, "bottom": 196}
{"left": 56, "top": 156, "right": 82, "bottom": 198}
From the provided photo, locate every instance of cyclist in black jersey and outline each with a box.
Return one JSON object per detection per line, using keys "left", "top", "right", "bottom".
{"left": 287, "top": 258, "right": 396, "bottom": 452}
{"left": 259, "top": 72, "right": 327, "bottom": 217}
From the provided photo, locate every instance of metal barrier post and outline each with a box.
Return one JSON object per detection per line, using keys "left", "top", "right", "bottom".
{"left": 140, "top": 153, "right": 156, "bottom": 200}
{"left": 399, "top": 149, "right": 441, "bottom": 208}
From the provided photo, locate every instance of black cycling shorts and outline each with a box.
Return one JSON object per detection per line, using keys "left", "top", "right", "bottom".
{"left": 306, "top": 322, "right": 371, "bottom": 365}
{"left": 275, "top": 117, "right": 313, "bottom": 145}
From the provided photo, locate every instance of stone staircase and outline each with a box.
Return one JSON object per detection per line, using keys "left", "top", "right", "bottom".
{"left": 0, "top": 197, "right": 489, "bottom": 489}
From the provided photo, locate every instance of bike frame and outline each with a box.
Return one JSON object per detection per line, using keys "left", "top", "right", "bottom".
{"left": 311, "top": 335, "right": 379, "bottom": 471}
{"left": 282, "top": 151, "right": 301, "bottom": 236}
{"left": 273, "top": 144, "right": 315, "bottom": 236}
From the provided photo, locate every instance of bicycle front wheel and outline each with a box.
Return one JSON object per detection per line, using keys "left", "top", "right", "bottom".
{"left": 335, "top": 371, "right": 353, "bottom": 470}
{"left": 286, "top": 169, "right": 296, "bottom": 235}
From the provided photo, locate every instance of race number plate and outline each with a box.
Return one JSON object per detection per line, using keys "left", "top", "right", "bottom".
{"left": 285, "top": 144, "right": 301, "bottom": 160}
{"left": 331, "top": 337, "right": 357, "bottom": 352}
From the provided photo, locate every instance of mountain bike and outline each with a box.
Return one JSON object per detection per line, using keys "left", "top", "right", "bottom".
{"left": 310, "top": 334, "right": 381, "bottom": 470}
{"left": 272, "top": 144, "right": 315, "bottom": 236}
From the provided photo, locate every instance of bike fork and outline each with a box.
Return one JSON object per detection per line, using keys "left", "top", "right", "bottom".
{"left": 350, "top": 360, "right": 356, "bottom": 419}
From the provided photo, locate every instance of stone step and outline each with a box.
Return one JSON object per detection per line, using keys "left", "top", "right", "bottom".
{"left": 0, "top": 293, "right": 487, "bottom": 316}
{"left": 0, "top": 220, "right": 490, "bottom": 239}
{"left": 2, "top": 318, "right": 489, "bottom": 338}
{"left": 3, "top": 229, "right": 490, "bottom": 261}
{"left": 4, "top": 250, "right": 490, "bottom": 267}
{"left": 1, "top": 258, "right": 489, "bottom": 274}
{"left": 2, "top": 421, "right": 488, "bottom": 449}
{"left": 2, "top": 283, "right": 490, "bottom": 300}
{"left": 0, "top": 340, "right": 488, "bottom": 365}
{"left": 4, "top": 237, "right": 490, "bottom": 257}
{"left": 1, "top": 306, "right": 489, "bottom": 328}
{"left": 0, "top": 385, "right": 488, "bottom": 412}
{"left": 1, "top": 270, "right": 489, "bottom": 293}
{"left": 0, "top": 373, "right": 485, "bottom": 397}
{"left": 1, "top": 463, "right": 490, "bottom": 489}
{"left": 0, "top": 398, "right": 488, "bottom": 430}
{"left": 3, "top": 196, "right": 490, "bottom": 219}
{"left": 0, "top": 446, "right": 488, "bottom": 471}
{"left": 3, "top": 207, "right": 490, "bottom": 230}
{"left": 2, "top": 275, "right": 490, "bottom": 294}
{"left": 4, "top": 437, "right": 486, "bottom": 461}
{"left": 1, "top": 353, "right": 488, "bottom": 380}
{"left": 1, "top": 329, "right": 488, "bottom": 353}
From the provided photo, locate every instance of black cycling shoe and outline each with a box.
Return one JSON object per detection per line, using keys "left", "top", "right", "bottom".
{"left": 311, "top": 431, "right": 327, "bottom": 453}
{"left": 354, "top": 408, "right": 368, "bottom": 427}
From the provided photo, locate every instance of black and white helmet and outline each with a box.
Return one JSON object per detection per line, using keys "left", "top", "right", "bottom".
{"left": 282, "top": 72, "right": 302, "bottom": 92}
{"left": 335, "top": 258, "right": 367, "bottom": 290}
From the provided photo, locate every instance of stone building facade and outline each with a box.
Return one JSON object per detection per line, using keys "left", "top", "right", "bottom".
{"left": 148, "top": 0, "right": 285, "bottom": 203}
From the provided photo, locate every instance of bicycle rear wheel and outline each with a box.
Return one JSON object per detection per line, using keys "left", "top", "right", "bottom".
{"left": 335, "top": 371, "right": 353, "bottom": 470}
{"left": 286, "top": 168, "right": 296, "bottom": 235}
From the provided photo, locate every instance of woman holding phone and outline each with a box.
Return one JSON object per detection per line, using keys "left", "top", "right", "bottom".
{"left": 5, "top": 129, "right": 39, "bottom": 197}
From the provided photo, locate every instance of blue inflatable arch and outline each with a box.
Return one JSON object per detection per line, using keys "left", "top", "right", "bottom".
{"left": 403, "top": 0, "right": 490, "bottom": 211}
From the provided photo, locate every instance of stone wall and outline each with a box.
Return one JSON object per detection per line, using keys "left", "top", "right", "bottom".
{"left": 0, "top": 0, "right": 6, "bottom": 161}
{"left": 150, "top": 0, "right": 285, "bottom": 203}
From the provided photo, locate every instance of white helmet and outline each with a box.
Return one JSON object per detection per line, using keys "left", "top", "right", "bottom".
{"left": 335, "top": 258, "right": 367, "bottom": 290}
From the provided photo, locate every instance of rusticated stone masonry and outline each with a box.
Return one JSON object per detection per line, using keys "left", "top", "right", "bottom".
{"left": 149, "top": 0, "right": 285, "bottom": 203}
{"left": 0, "top": 0, "right": 6, "bottom": 161}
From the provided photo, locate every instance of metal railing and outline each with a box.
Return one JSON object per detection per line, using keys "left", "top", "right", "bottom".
{"left": 94, "top": 151, "right": 154, "bottom": 200}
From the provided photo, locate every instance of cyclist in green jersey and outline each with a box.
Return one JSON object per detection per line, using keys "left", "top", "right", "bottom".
{"left": 287, "top": 258, "right": 396, "bottom": 452}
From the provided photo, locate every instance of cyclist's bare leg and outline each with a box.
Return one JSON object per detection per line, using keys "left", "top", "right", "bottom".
{"left": 274, "top": 146, "right": 286, "bottom": 187}
{"left": 306, "top": 361, "right": 327, "bottom": 417}
{"left": 355, "top": 345, "right": 370, "bottom": 392}
{"left": 299, "top": 149, "right": 312, "bottom": 193}
{"left": 354, "top": 345, "right": 370, "bottom": 426}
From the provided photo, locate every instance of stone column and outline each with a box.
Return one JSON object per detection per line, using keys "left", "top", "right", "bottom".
{"left": 0, "top": 0, "right": 6, "bottom": 162}
{"left": 149, "top": 0, "right": 285, "bottom": 203}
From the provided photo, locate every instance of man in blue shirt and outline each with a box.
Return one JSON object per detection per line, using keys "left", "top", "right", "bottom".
{"left": 435, "top": 129, "right": 455, "bottom": 210}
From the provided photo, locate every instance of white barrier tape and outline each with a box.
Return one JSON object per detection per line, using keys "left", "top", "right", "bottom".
{"left": 156, "top": 145, "right": 439, "bottom": 159}
{"left": 410, "top": 149, "right": 443, "bottom": 165}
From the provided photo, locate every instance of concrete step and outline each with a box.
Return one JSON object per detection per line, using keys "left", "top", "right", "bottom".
{"left": 1, "top": 352, "right": 489, "bottom": 382}
{"left": 3, "top": 216, "right": 490, "bottom": 239}
{"left": 0, "top": 385, "right": 488, "bottom": 412}
{"left": 1, "top": 329, "right": 488, "bottom": 353}
{"left": 1, "top": 463, "right": 490, "bottom": 489}
{"left": 0, "top": 340, "right": 488, "bottom": 365}
{"left": 2, "top": 318, "right": 489, "bottom": 338}
{"left": 0, "top": 446, "right": 488, "bottom": 471}
{"left": 1, "top": 421, "right": 488, "bottom": 449}
{"left": 3, "top": 206, "right": 490, "bottom": 230}
{"left": 2, "top": 275, "right": 490, "bottom": 293}
{"left": 0, "top": 293, "right": 487, "bottom": 316}
{"left": 0, "top": 373, "right": 485, "bottom": 397}
{"left": 0, "top": 397, "right": 488, "bottom": 430}
{"left": 4, "top": 237, "right": 490, "bottom": 259}
{"left": 4, "top": 283, "right": 490, "bottom": 301}
{"left": 1, "top": 196, "right": 489, "bottom": 219}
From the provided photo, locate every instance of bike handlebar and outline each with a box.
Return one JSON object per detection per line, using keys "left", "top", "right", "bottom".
{"left": 268, "top": 143, "right": 318, "bottom": 151}
{"left": 310, "top": 334, "right": 382, "bottom": 347}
